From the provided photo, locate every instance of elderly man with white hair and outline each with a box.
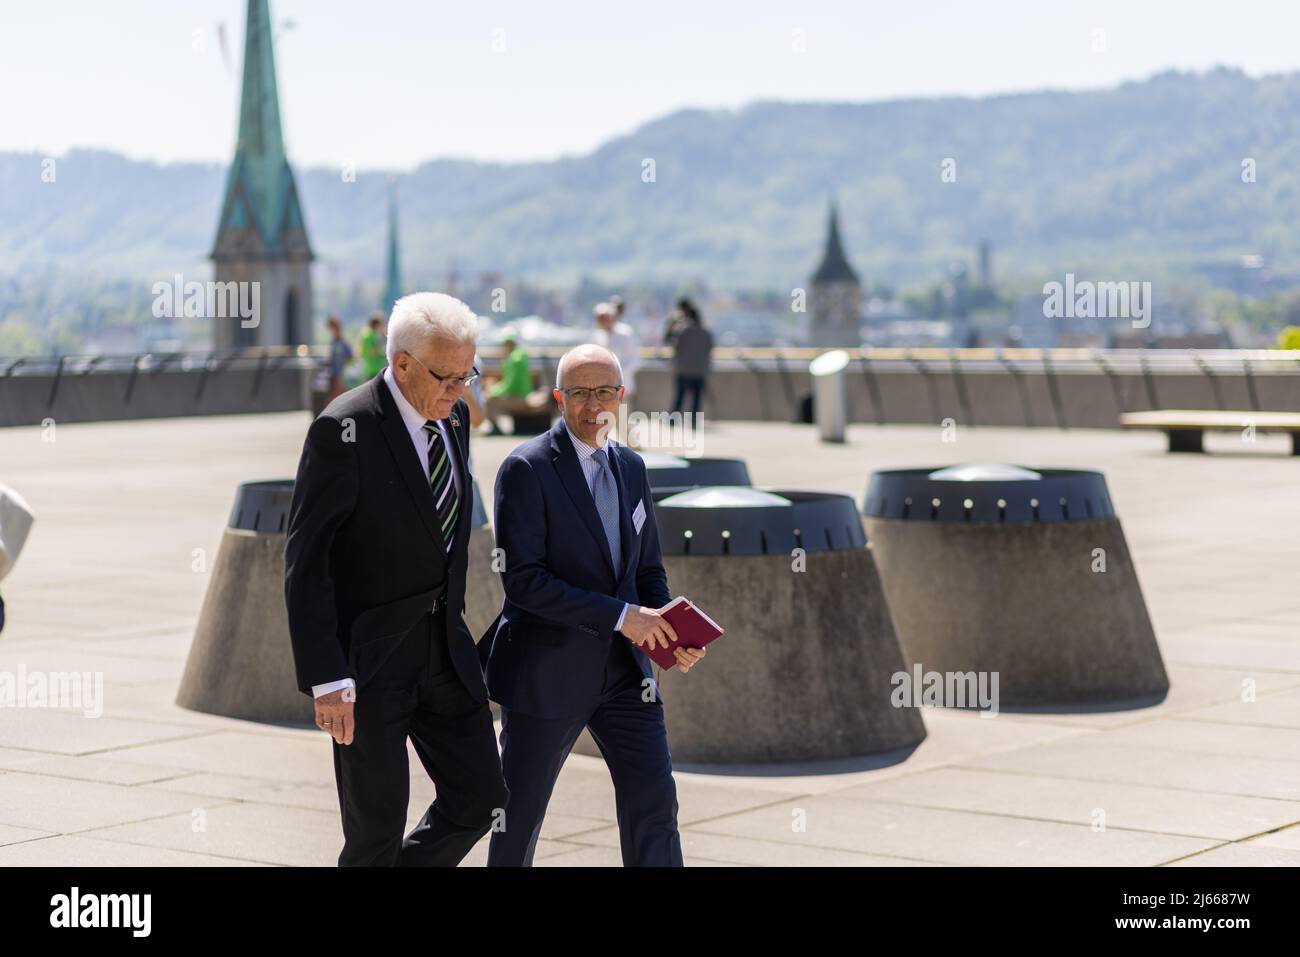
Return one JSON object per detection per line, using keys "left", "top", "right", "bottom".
{"left": 285, "top": 292, "right": 508, "bottom": 867}
{"left": 478, "top": 343, "right": 706, "bottom": 867}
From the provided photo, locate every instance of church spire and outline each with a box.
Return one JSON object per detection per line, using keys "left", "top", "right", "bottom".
{"left": 210, "top": 0, "right": 313, "bottom": 349}
{"left": 211, "top": 0, "right": 311, "bottom": 261}
{"left": 811, "top": 201, "right": 858, "bottom": 285}
{"left": 383, "top": 183, "right": 402, "bottom": 311}
{"left": 236, "top": 0, "right": 283, "bottom": 166}
{"left": 808, "top": 199, "right": 862, "bottom": 348}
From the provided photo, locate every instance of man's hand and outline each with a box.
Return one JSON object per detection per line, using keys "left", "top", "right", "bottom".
{"left": 672, "top": 646, "right": 706, "bottom": 673}
{"left": 315, "top": 689, "right": 355, "bottom": 745}
{"left": 618, "top": 604, "right": 679, "bottom": 650}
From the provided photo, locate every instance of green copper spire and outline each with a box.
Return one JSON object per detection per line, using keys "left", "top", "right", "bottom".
{"left": 236, "top": 0, "right": 283, "bottom": 167}
{"left": 211, "top": 0, "right": 312, "bottom": 261}
{"left": 383, "top": 184, "right": 402, "bottom": 311}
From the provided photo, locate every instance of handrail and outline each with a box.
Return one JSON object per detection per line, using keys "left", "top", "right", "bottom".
{"left": 3, "top": 345, "right": 1300, "bottom": 379}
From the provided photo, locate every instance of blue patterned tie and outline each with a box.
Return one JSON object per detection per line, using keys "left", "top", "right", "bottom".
{"left": 590, "top": 448, "right": 622, "bottom": 579}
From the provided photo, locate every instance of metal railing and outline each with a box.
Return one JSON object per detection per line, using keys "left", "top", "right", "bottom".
{"left": 0, "top": 346, "right": 322, "bottom": 410}
{"left": 4, "top": 345, "right": 1298, "bottom": 420}
{"left": 6, "top": 344, "right": 1299, "bottom": 378}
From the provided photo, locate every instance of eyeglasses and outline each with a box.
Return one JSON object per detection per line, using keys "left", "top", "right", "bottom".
{"left": 405, "top": 352, "right": 479, "bottom": 387}
{"left": 560, "top": 386, "right": 623, "bottom": 403}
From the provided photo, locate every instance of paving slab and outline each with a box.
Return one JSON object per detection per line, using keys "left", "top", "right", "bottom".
{"left": 0, "top": 834, "right": 261, "bottom": 866}
{"left": 831, "top": 767, "right": 1300, "bottom": 840}
{"left": 572, "top": 826, "right": 947, "bottom": 866}
{"left": 961, "top": 739, "right": 1300, "bottom": 801}
{"left": 106, "top": 730, "right": 336, "bottom": 783}
{"left": 687, "top": 795, "right": 1213, "bottom": 866}
{"left": 0, "top": 708, "right": 206, "bottom": 756}
{"left": 1166, "top": 843, "right": 1300, "bottom": 867}
{"left": 1088, "top": 717, "right": 1300, "bottom": 764}
{"left": 1179, "top": 687, "right": 1300, "bottom": 730}
{"left": 83, "top": 802, "right": 339, "bottom": 868}
{"left": 0, "top": 770, "right": 224, "bottom": 833}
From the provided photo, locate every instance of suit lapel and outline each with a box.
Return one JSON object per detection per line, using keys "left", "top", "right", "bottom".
{"left": 550, "top": 421, "right": 618, "bottom": 582}
{"left": 375, "top": 376, "right": 444, "bottom": 549}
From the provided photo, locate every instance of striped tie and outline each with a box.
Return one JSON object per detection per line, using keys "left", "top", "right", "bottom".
{"left": 422, "top": 420, "right": 458, "bottom": 553}
{"left": 590, "top": 448, "right": 622, "bottom": 580}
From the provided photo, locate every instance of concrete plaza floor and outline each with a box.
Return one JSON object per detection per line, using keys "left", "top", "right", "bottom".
{"left": 0, "top": 411, "right": 1298, "bottom": 866}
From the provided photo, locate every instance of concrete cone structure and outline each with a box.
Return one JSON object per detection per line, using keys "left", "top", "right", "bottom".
{"left": 862, "top": 465, "right": 1169, "bottom": 708}
{"left": 642, "top": 453, "right": 750, "bottom": 496}
{"left": 180, "top": 476, "right": 504, "bottom": 724}
{"left": 575, "top": 487, "right": 925, "bottom": 763}
{"left": 465, "top": 478, "right": 504, "bottom": 643}
{"left": 177, "top": 481, "right": 310, "bottom": 722}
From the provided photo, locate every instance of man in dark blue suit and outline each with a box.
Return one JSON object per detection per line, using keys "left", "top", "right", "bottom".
{"left": 479, "top": 344, "right": 706, "bottom": 866}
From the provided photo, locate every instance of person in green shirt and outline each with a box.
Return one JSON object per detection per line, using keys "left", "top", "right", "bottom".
{"left": 358, "top": 311, "right": 387, "bottom": 379}
{"left": 484, "top": 332, "right": 534, "bottom": 434}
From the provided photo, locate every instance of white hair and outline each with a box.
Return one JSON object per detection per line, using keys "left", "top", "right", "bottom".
{"left": 556, "top": 344, "right": 622, "bottom": 390}
{"left": 385, "top": 292, "right": 479, "bottom": 363}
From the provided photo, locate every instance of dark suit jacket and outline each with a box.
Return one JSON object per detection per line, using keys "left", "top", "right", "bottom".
{"left": 284, "top": 374, "right": 484, "bottom": 700}
{"left": 478, "top": 418, "right": 672, "bottom": 719}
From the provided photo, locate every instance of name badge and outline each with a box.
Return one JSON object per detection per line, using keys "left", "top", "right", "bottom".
{"left": 632, "top": 498, "right": 646, "bottom": 534}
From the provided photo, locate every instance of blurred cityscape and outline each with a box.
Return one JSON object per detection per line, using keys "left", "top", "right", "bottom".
{"left": 9, "top": 239, "right": 1300, "bottom": 357}
{"left": 4, "top": 8, "right": 1300, "bottom": 358}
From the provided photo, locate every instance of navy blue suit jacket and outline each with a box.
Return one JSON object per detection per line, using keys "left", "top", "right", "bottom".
{"left": 479, "top": 419, "right": 672, "bottom": 719}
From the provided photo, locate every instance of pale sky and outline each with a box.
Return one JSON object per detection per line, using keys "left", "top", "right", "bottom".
{"left": 5, "top": 0, "right": 1300, "bottom": 170}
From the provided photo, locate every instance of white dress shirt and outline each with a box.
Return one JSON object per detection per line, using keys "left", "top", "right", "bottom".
{"left": 311, "top": 368, "right": 463, "bottom": 699}
{"left": 562, "top": 420, "right": 631, "bottom": 633}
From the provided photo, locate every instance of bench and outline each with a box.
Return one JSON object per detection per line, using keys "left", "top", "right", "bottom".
{"left": 1120, "top": 410, "right": 1300, "bottom": 455}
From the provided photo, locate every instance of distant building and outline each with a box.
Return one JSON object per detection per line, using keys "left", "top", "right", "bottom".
{"left": 382, "top": 185, "right": 402, "bottom": 313}
{"left": 809, "top": 203, "right": 862, "bottom": 348}
{"left": 978, "top": 240, "right": 993, "bottom": 287}
{"left": 210, "top": 0, "right": 313, "bottom": 348}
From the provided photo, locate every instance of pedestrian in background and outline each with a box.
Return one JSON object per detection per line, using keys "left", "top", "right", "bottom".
{"left": 483, "top": 331, "right": 534, "bottom": 435}
{"left": 664, "top": 298, "right": 713, "bottom": 422}
{"left": 359, "top": 311, "right": 387, "bottom": 379}
{"left": 593, "top": 300, "right": 641, "bottom": 405}
{"left": 326, "top": 316, "right": 354, "bottom": 403}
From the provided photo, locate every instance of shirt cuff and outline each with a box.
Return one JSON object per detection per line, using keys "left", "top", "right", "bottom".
{"left": 614, "top": 603, "right": 630, "bottom": 633}
{"left": 312, "top": 677, "right": 355, "bottom": 699}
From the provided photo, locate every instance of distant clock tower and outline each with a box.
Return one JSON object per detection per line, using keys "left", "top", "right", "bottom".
{"left": 809, "top": 202, "right": 862, "bottom": 349}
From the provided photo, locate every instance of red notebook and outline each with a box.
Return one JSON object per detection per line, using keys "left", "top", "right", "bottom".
{"left": 642, "top": 596, "right": 725, "bottom": 671}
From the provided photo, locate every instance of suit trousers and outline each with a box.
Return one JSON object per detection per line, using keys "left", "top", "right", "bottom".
{"left": 332, "top": 609, "right": 508, "bottom": 866}
{"left": 487, "top": 637, "right": 684, "bottom": 867}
